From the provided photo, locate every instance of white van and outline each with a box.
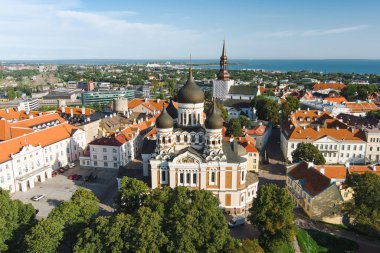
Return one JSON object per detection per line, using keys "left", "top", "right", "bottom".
{"left": 228, "top": 216, "right": 245, "bottom": 228}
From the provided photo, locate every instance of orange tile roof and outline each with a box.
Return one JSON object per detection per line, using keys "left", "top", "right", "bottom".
{"left": 0, "top": 108, "right": 42, "bottom": 121}
{"left": 344, "top": 102, "right": 379, "bottom": 113}
{"left": 323, "top": 97, "right": 347, "bottom": 104}
{"left": 288, "top": 162, "right": 333, "bottom": 196}
{"left": 0, "top": 123, "right": 78, "bottom": 163}
{"left": 314, "top": 165, "right": 347, "bottom": 180}
{"left": 128, "top": 99, "right": 178, "bottom": 111}
{"left": 313, "top": 83, "right": 346, "bottom": 91}
{"left": 289, "top": 126, "right": 365, "bottom": 141}
{"left": 243, "top": 125, "right": 267, "bottom": 136}
{"left": 10, "top": 113, "right": 65, "bottom": 128}
{"left": 56, "top": 107, "right": 95, "bottom": 116}
{"left": 348, "top": 166, "right": 380, "bottom": 176}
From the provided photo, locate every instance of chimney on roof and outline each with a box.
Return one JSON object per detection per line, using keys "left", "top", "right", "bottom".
{"left": 6, "top": 108, "right": 9, "bottom": 113}
{"left": 307, "top": 162, "right": 314, "bottom": 169}
{"left": 336, "top": 126, "right": 339, "bottom": 130}
{"left": 345, "top": 162, "right": 350, "bottom": 169}
{"left": 70, "top": 108, "right": 73, "bottom": 118}
{"left": 320, "top": 167, "right": 325, "bottom": 175}
{"left": 317, "top": 111, "right": 321, "bottom": 116}
{"left": 157, "top": 99, "right": 160, "bottom": 103}
{"left": 370, "top": 164, "right": 377, "bottom": 171}
{"left": 317, "top": 125, "right": 320, "bottom": 132}
{"left": 82, "top": 106, "right": 85, "bottom": 115}
{"left": 307, "top": 108, "right": 309, "bottom": 111}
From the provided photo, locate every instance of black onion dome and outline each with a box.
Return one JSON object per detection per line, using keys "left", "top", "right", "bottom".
{"left": 156, "top": 106, "right": 173, "bottom": 129}
{"left": 205, "top": 101, "right": 223, "bottom": 129}
{"left": 206, "top": 99, "right": 222, "bottom": 117}
{"left": 166, "top": 98, "right": 178, "bottom": 119}
{"left": 177, "top": 68, "right": 204, "bottom": 104}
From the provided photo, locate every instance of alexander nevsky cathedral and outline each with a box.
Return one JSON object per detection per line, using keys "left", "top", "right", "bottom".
{"left": 146, "top": 43, "right": 258, "bottom": 214}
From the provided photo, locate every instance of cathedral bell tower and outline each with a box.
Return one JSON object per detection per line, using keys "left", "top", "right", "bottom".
{"left": 213, "top": 40, "right": 235, "bottom": 100}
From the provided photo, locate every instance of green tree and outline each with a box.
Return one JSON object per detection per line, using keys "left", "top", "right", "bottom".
{"left": 0, "top": 189, "right": 36, "bottom": 252}
{"left": 115, "top": 177, "right": 149, "bottom": 214}
{"left": 226, "top": 118, "right": 242, "bottom": 137}
{"left": 216, "top": 101, "right": 229, "bottom": 121}
{"left": 231, "top": 239, "right": 264, "bottom": 253}
{"left": 253, "top": 96, "right": 280, "bottom": 125}
{"left": 346, "top": 172, "right": 380, "bottom": 238}
{"left": 24, "top": 218, "right": 64, "bottom": 253}
{"left": 248, "top": 184, "right": 296, "bottom": 251}
{"left": 167, "top": 79, "right": 177, "bottom": 98}
{"left": 282, "top": 95, "right": 300, "bottom": 119}
{"left": 367, "top": 110, "right": 380, "bottom": 120}
{"left": 292, "top": 142, "right": 326, "bottom": 165}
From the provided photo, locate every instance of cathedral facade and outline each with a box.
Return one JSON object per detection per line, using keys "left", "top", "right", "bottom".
{"left": 147, "top": 67, "right": 258, "bottom": 214}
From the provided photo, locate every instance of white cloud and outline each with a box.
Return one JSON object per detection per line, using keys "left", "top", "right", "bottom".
{"left": 257, "top": 25, "right": 368, "bottom": 38}
{"left": 0, "top": 0, "right": 205, "bottom": 59}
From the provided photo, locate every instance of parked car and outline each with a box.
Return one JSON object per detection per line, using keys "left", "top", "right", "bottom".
{"left": 31, "top": 194, "right": 45, "bottom": 201}
{"left": 68, "top": 174, "right": 78, "bottom": 180}
{"left": 69, "top": 163, "right": 75, "bottom": 168}
{"left": 63, "top": 165, "right": 70, "bottom": 171}
{"left": 85, "top": 173, "right": 98, "bottom": 182}
{"left": 57, "top": 168, "right": 64, "bottom": 174}
{"left": 51, "top": 171, "right": 57, "bottom": 177}
{"left": 228, "top": 216, "right": 246, "bottom": 228}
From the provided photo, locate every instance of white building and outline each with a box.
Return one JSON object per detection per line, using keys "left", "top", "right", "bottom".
{"left": 281, "top": 110, "right": 367, "bottom": 164}
{"left": 0, "top": 118, "right": 85, "bottom": 192}
{"left": 19, "top": 98, "right": 39, "bottom": 111}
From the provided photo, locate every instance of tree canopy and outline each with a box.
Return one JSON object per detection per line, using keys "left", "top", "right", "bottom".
{"left": 346, "top": 172, "right": 380, "bottom": 238}
{"left": 282, "top": 95, "right": 300, "bottom": 119}
{"left": 292, "top": 142, "right": 326, "bottom": 165}
{"left": 248, "top": 184, "right": 296, "bottom": 251}
{"left": 252, "top": 96, "right": 281, "bottom": 126}
{"left": 77, "top": 180, "right": 237, "bottom": 253}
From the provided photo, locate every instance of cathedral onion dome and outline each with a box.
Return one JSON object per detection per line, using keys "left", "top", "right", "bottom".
{"left": 177, "top": 68, "right": 204, "bottom": 104}
{"left": 156, "top": 106, "right": 173, "bottom": 129}
{"left": 205, "top": 101, "right": 223, "bottom": 129}
{"left": 206, "top": 99, "right": 222, "bottom": 117}
{"left": 166, "top": 98, "right": 178, "bottom": 119}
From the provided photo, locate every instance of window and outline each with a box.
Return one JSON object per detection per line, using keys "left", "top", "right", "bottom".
{"left": 342, "top": 145, "right": 345, "bottom": 150}
{"left": 199, "top": 135, "right": 202, "bottom": 143}
{"left": 186, "top": 173, "right": 191, "bottom": 184}
{"left": 93, "top": 155, "right": 97, "bottom": 159}
{"left": 359, "top": 145, "right": 362, "bottom": 151}
{"left": 291, "top": 143, "right": 294, "bottom": 148}
{"left": 103, "top": 156, "right": 107, "bottom": 160}
{"left": 180, "top": 173, "right": 184, "bottom": 184}
{"left": 184, "top": 135, "right": 188, "bottom": 142}
{"left": 94, "top": 161, "right": 98, "bottom": 166}
{"left": 114, "top": 163, "right": 118, "bottom": 168}
{"left": 161, "top": 170, "right": 166, "bottom": 182}
{"left": 193, "top": 173, "right": 197, "bottom": 184}
{"left": 210, "top": 171, "right": 216, "bottom": 183}
{"left": 103, "top": 148, "right": 107, "bottom": 152}
{"left": 353, "top": 145, "right": 357, "bottom": 151}
{"left": 7, "top": 174, "right": 10, "bottom": 180}
{"left": 176, "top": 135, "right": 180, "bottom": 142}
{"left": 113, "top": 156, "right": 117, "bottom": 161}
{"left": 191, "top": 135, "right": 195, "bottom": 142}
{"left": 104, "top": 162, "right": 108, "bottom": 167}
{"left": 347, "top": 145, "right": 350, "bottom": 151}
{"left": 241, "top": 171, "right": 245, "bottom": 182}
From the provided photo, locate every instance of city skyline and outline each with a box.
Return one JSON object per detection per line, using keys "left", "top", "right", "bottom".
{"left": 1, "top": 0, "right": 380, "bottom": 60}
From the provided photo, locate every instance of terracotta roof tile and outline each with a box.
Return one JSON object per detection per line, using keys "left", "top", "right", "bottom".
{"left": 312, "top": 83, "right": 346, "bottom": 91}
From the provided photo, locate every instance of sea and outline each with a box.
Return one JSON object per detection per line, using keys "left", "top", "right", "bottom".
{"left": 2, "top": 59, "right": 380, "bottom": 75}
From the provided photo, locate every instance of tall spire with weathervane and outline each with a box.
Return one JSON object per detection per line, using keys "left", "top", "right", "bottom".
{"left": 217, "top": 40, "right": 230, "bottom": 81}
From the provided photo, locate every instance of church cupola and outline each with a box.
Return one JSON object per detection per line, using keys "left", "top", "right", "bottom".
{"left": 204, "top": 101, "right": 224, "bottom": 156}
{"left": 177, "top": 68, "right": 205, "bottom": 128}
{"left": 166, "top": 97, "right": 178, "bottom": 121}
{"left": 177, "top": 68, "right": 204, "bottom": 104}
{"left": 205, "top": 101, "right": 223, "bottom": 130}
{"left": 156, "top": 106, "right": 173, "bottom": 129}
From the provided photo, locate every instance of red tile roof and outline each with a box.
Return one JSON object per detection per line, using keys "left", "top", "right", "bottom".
{"left": 0, "top": 123, "right": 78, "bottom": 163}
{"left": 312, "top": 83, "right": 346, "bottom": 91}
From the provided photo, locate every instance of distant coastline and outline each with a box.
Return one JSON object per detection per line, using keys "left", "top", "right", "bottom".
{"left": 2, "top": 59, "right": 380, "bottom": 75}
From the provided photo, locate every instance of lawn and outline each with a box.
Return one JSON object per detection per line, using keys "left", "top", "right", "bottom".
{"left": 275, "top": 242, "right": 294, "bottom": 253}
{"left": 297, "top": 229, "right": 359, "bottom": 253}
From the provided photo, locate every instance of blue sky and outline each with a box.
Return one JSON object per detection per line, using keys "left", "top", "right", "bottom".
{"left": 0, "top": 0, "right": 379, "bottom": 59}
